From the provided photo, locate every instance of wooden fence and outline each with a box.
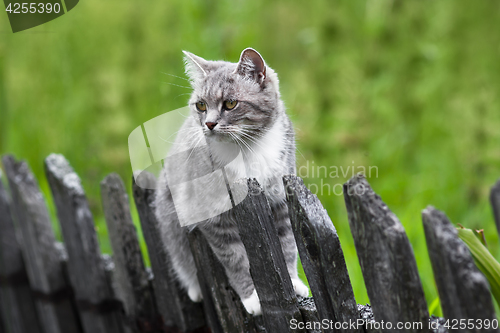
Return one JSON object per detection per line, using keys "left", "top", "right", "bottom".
{"left": 0, "top": 153, "right": 499, "bottom": 333}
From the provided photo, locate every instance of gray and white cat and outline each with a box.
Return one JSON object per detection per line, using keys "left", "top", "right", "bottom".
{"left": 155, "top": 48, "right": 308, "bottom": 316}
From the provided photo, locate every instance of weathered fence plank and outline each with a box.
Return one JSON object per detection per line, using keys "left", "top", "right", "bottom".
{"left": 0, "top": 173, "right": 41, "bottom": 333}
{"left": 343, "top": 175, "right": 430, "bottom": 333}
{"left": 422, "top": 206, "right": 497, "bottom": 331}
{"left": 490, "top": 179, "right": 500, "bottom": 236}
{"left": 188, "top": 228, "right": 264, "bottom": 333}
{"left": 0, "top": 305, "right": 4, "bottom": 333}
{"left": 101, "top": 173, "right": 161, "bottom": 332}
{"left": 131, "top": 175, "right": 207, "bottom": 332}
{"left": 0, "top": 276, "right": 40, "bottom": 333}
{"left": 233, "top": 178, "right": 304, "bottom": 333}
{"left": 284, "top": 175, "right": 360, "bottom": 333}
{"left": 2, "top": 155, "right": 81, "bottom": 333}
{"left": 44, "top": 154, "right": 123, "bottom": 333}
{"left": 2, "top": 151, "right": 496, "bottom": 333}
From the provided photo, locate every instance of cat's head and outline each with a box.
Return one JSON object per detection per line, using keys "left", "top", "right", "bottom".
{"left": 183, "top": 48, "right": 282, "bottom": 142}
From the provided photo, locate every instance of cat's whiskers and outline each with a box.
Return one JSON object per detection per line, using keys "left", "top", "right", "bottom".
{"left": 222, "top": 124, "right": 264, "bottom": 138}
{"left": 158, "top": 126, "right": 192, "bottom": 143}
{"left": 174, "top": 93, "right": 193, "bottom": 101}
{"left": 237, "top": 125, "right": 267, "bottom": 138}
{"left": 230, "top": 133, "right": 260, "bottom": 163}
{"left": 161, "top": 82, "right": 192, "bottom": 89}
{"left": 217, "top": 125, "right": 268, "bottom": 158}
{"left": 230, "top": 132, "right": 269, "bottom": 169}
{"left": 237, "top": 129, "right": 268, "bottom": 152}
{"left": 228, "top": 132, "right": 254, "bottom": 157}
{"left": 161, "top": 72, "right": 191, "bottom": 82}
{"left": 237, "top": 129, "right": 266, "bottom": 141}
{"left": 220, "top": 126, "right": 258, "bottom": 150}
{"left": 159, "top": 125, "right": 201, "bottom": 145}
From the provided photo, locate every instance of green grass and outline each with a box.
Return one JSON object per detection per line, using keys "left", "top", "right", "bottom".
{"left": 1, "top": 0, "right": 500, "bottom": 315}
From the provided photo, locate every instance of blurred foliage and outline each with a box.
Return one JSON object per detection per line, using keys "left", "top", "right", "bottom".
{"left": 1, "top": 0, "right": 500, "bottom": 315}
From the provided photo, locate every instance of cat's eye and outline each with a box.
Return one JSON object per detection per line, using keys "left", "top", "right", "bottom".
{"left": 224, "top": 100, "right": 238, "bottom": 110}
{"left": 195, "top": 102, "right": 207, "bottom": 112}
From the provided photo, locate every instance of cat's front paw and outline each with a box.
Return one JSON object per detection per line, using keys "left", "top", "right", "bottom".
{"left": 292, "top": 278, "right": 309, "bottom": 297}
{"left": 187, "top": 283, "right": 203, "bottom": 302}
{"left": 242, "top": 289, "right": 261, "bottom": 316}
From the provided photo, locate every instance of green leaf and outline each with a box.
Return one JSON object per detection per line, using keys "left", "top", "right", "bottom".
{"left": 457, "top": 227, "right": 500, "bottom": 305}
{"left": 429, "top": 296, "right": 442, "bottom": 317}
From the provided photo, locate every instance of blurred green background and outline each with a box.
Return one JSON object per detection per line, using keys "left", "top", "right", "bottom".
{"left": 1, "top": 0, "right": 500, "bottom": 316}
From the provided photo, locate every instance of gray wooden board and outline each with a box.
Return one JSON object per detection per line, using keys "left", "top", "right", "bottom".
{"left": 0, "top": 169, "right": 41, "bottom": 333}
{"left": 0, "top": 302, "right": 3, "bottom": 333}
{"left": 422, "top": 206, "right": 497, "bottom": 332}
{"left": 490, "top": 179, "right": 500, "bottom": 238}
{"left": 0, "top": 284, "right": 41, "bottom": 333}
{"left": 2, "top": 155, "right": 81, "bottom": 333}
{"left": 187, "top": 228, "right": 265, "bottom": 333}
{"left": 233, "top": 178, "right": 304, "bottom": 333}
{"left": 0, "top": 173, "right": 24, "bottom": 280}
{"left": 101, "top": 254, "right": 136, "bottom": 333}
{"left": 101, "top": 173, "right": 160, "bottom": 332}
{"left": 343, "top": 175, "right": 430, "bottom": 333}
{"left": 44, "top": 154, "right": 123, "bottom": 333}
{"left": 131, "top": 175, "right": 207, "bottom": 332}
{"left": 284, "top": 175, "right": 360, "bottom": 333}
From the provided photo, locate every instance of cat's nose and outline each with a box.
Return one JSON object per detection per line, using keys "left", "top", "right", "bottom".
{"left": 205, "top": 122, "right": 218, "bottom": 130}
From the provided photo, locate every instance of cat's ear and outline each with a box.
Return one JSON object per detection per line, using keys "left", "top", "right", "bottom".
{"left": 235, "top": 48, "right": 266, "bottom": 85}
{"left": 183, "top": 51, "right": 209, "bottom": 82}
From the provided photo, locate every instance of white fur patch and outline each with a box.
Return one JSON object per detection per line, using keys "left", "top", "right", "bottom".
{"left": 241, "top": 289, "right": 261, "bottom": 315}
{"left": 210, "top": 117, "right": 288, "bottom": 203}
{"left": 292, "top": 278, "right": 309, "bottom": 297}
{"left": 187, "top": 281, "right": 203, "bottom": 302}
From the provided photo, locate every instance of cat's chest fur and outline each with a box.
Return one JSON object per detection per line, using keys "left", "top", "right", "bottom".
{"left": 208, "top": 119, "right": 289, "bottom": 204}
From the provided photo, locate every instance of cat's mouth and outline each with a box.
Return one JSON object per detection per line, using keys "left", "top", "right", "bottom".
{"left": 203, "top": 124, "right": 260, "bottom": 147}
